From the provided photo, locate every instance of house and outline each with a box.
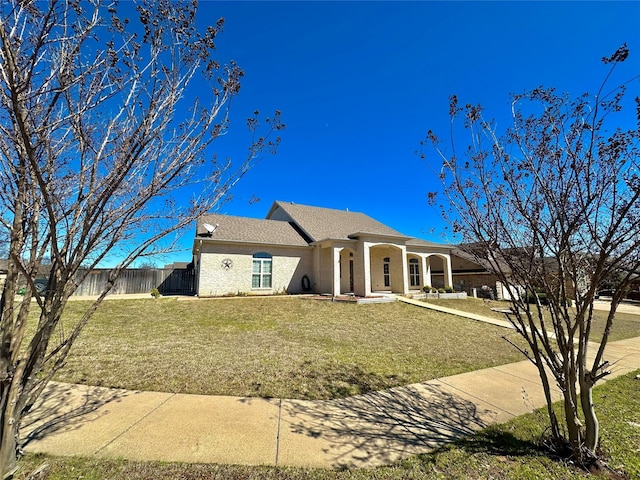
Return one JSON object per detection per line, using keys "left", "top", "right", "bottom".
{"left": 192, "top": 201, "right": 457, "bottom": 297}
{"left": 0, "top": 259, "right": 7, "bottom": 292}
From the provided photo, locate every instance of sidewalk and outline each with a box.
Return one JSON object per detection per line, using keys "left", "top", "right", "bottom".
{"left": 19, "top": 299, "right": 640, "bottom": 469}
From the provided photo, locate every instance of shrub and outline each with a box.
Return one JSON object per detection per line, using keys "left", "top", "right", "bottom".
{"left": 438, "top": 288, "right": 446, "bottom": 294}
{"left": 527, "top": 293, "right": 572, "bottom": 307}
{"left": 423, "top": 285, "right": 434, "bottom": 293}
{"left": 527, "top": 292, "right": 548, "bottom": 305}
{"left": 444, "top": 286, "right": 454, "bottom": 293}
{"left": 150, "top": 288, "right": 161, "bottom": 298}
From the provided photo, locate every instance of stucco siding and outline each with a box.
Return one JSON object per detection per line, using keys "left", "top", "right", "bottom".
{"left": 197, "top": 243, "right": 313, "bottom": 296}
{"left": 339, "top": 248, "right": 355, "bottom": 293}
{"left": 317, "top": 246, "right": 333, "bottom": 294}
{"left": 369, "top": 247, "right": 387, "bottom": 291}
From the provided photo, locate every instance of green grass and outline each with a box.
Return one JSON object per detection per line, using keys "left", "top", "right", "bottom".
{"left": 52, "top": 297, "right": 525, "bottom": 399}
{"left": 16, "top": 369, "right": 640, "bottom": 479}
{"left": 423, "top": 297, "right": 640, "bottom": 342}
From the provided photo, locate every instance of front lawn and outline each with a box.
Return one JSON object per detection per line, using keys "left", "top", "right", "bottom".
{"left": 52, "top": 297, "right": 525, "bottom": 399}
{"left": 422, "top": 297, "right": 640, "bottom": 342}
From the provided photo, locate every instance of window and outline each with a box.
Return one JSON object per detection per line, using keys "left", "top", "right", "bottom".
{"left": 409, "top": 258, "right": 420, "bottom": 287}
{"left": 383, "top": 257, "right": 390, "bottom": 287}
{"left": 252, "top": 252, "right": 272, "bottom": 288}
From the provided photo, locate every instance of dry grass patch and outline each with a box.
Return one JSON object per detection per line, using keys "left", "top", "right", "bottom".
{"left": 53, "top": 297, "right": 524, "bottom": 399}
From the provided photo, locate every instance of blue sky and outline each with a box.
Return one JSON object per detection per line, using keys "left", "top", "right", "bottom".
{"left": 157, "top": 1, "right": 639, "bottom": 265}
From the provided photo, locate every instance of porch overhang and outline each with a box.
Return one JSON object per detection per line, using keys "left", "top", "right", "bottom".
{"left": 347, "top": 231, "right": 412, "bottom": 243}
{"left": 310, "top": 237, "right": 358, "bottom": 248}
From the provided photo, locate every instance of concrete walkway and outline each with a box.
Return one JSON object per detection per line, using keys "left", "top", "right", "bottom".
{"left": 398, "top": 296, "right": 515, "bottom": 329}
{"left": 20, "top": 303, "right": 640, "bottom": 469}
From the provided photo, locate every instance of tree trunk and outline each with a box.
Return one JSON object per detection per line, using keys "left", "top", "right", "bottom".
{"left": 0, "top": 374, "right": 23, "bottom": 479}
{"left": 563, "top": 390, "right": 583, "bottom": 453}
{"left": 581, "top": 376, "right": 599, "bottom": 454}
{"left": 0, "top": 416, "right": 18, "bottom": 480}
{"left": 532, "top": 348, "right": 562, "bottom": 440}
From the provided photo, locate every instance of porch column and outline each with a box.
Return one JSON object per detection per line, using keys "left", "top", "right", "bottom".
{"left": 421, "top": 255, "right": 431, "bottom": 289}
{"left": 332, "top": 246, "right": 342, "bottom": 296}
{"left": 354, "top": 242, "right": 371, "bottom": 297}
{"left": 363, "top": 243, "right": 371, "bottom": 296}
{"left": 400, "top": 246, "right": 409, "bottom": 294}
{"left": 444, "top": 254, "right": 453, "bottom": 288}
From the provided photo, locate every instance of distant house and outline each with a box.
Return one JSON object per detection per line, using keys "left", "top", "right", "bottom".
{"left": 192, "top": 201, "right": 458, "bottom": 297}
{"left": 447, "top": 247, "right": 512, "bottom": 299}
{"left": 0, "top": 259, "right": 7, "bottom": 291}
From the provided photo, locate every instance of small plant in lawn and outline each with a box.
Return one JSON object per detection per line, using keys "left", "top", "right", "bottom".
{"left": 150, "top": 288, "right": 161, "bottom": 298}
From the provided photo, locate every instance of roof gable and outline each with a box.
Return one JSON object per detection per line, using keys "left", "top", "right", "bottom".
{"left": 266, "top": 201, "right": 406, "bottom": 242}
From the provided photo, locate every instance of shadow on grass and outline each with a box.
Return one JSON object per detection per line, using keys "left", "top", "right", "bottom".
{"left": 447, "top": 425, "right": 544, "bottom": 457}
{"left": 279, "top": 382, "right": 502, "bottom": 469}
{"left": 246, "top": 361, "right": 412, "bottom": 400}
{"left": 290, "top": 361, "right": 407, "bottom": 399}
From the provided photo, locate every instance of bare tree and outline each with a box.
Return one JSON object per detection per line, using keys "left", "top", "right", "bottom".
{"left": 424, "top": 45, "right": 640, "bottom": 470}
{"left": 0, "top": 1, "right": 282, "bottom": 476}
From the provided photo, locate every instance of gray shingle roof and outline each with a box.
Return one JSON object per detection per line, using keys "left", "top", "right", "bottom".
{"left": 266, "top": 201, "right": 407, "bottom": 242}
{"left": 452, "top": 246, "right": 512, "bottom": 275}
{"left": 196, "top": 214, "right": 309, "bottom": 246}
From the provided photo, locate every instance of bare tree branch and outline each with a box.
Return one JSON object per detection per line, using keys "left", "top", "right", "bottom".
{"left": 0, "top": 1, "right": 284, "bottom": 475}
{"left": 423, "top": 44, "right": 640, "bottom": 467}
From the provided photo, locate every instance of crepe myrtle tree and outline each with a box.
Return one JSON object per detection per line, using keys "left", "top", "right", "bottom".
{"left": 423, "top": 45, "right": 640, "bottom": 470}
{"left": 0, "top": 0, "right": 283, "bottom": 476}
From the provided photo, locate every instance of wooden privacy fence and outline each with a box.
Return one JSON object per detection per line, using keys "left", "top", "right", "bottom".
{"left": 73, "top": 267, "right": 195, "bottom": 296}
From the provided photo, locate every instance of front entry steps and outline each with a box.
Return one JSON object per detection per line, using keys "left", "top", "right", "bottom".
{"left": 307, "top": 293, "right": 397, "bottom": 304}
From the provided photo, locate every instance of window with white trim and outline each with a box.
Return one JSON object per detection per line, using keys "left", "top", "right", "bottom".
{"left": 409, "top": 258, "right": 420, "bottom": 287}
{"left": 252, "top": 252, "right": 272, "bottom": 288}
{"left": 383, "top": 257, "right": 390, "bottom": 287}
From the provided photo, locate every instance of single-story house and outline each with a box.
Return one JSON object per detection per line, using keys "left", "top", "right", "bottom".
{"left": 192, "top": 201, "right": 460, "bottom": 297}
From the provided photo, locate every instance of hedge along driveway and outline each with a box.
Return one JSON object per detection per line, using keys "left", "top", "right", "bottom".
{"left": 52, "top": 297, "right": 527, "bottom": 400}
